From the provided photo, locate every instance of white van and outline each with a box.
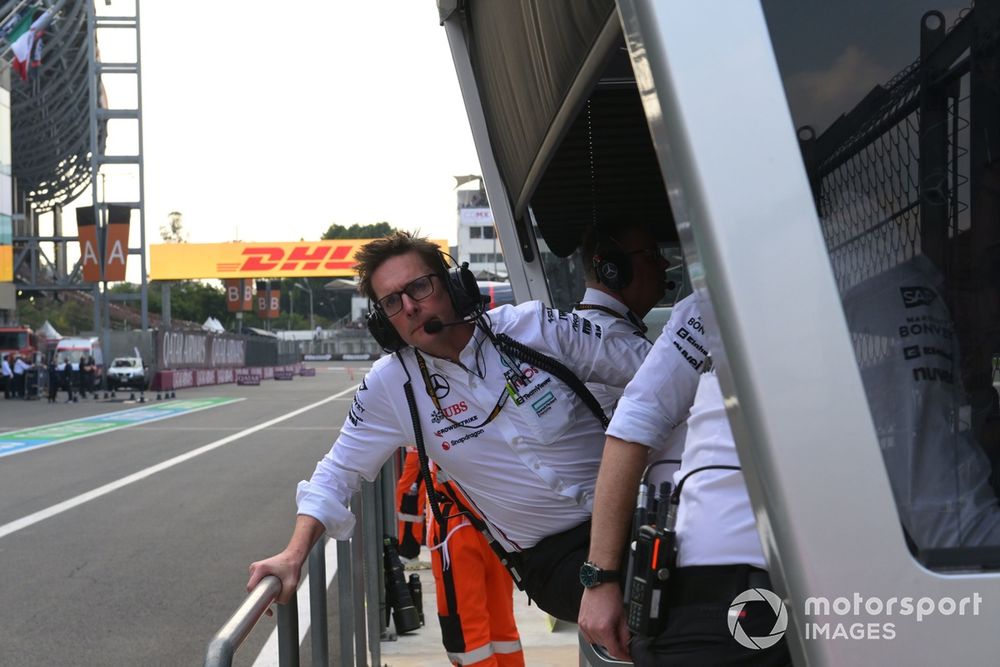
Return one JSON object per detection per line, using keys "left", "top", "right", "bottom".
{"left": 54, "top": 337, "right": 104, "bottom": 372}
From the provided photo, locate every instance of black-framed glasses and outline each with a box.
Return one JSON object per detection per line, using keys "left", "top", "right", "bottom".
{"left": 375, "top": 273, "right": 438, "bottom": 317}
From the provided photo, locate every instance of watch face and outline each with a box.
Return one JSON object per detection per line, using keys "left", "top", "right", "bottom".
{"left": 580, "top": 562, "right": 600, "bottom": 588}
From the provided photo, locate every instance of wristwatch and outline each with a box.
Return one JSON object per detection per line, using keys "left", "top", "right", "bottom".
{"left": 579, "top": 561, "right": 620, "bottom": 588}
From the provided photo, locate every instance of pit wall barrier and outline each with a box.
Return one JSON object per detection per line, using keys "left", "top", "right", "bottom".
{"left": 151, "top": 365, "right": 304, "bottom": 391}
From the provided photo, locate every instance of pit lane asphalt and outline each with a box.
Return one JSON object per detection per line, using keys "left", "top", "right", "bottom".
{"left": 0, "top": 362, "right": 366, "bottom": 667}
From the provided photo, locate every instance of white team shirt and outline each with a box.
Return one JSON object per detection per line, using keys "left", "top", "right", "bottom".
{"left": 843, "top": 255, "right": 1000, "bottom": 549}
{"left": 13, "top": 358, "right": 29, "bottom": 375}
{"left": 608, "top": 294, "right": 766, "bottom": 568}
{"left": 297, "top": 300, "right": 650, "bottom": 551}
{"left": 1, "top": 358, "right": 11, "bottom": 378}
{"left": 572, "top": 287, "right": 651, "bottom": 416}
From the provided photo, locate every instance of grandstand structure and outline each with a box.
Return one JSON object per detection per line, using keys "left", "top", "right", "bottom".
{"left": 0, "top": 0, "right": 148, "bottom": 331}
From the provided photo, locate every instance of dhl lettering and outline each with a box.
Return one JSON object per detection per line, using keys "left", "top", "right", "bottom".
{"left": 240, "top": 247, "right": 284, "bottom": 271}
{"left": 282, "top": 246, "right": 332, "bottom": 271}
{"left": 325, "top": 245, "right": 353, "bottom": 270}
{"left": 236, "top": 245, "right": 357, "bottom": 273}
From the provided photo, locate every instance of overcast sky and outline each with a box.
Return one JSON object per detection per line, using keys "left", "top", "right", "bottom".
{"left": 51, "top": 0, "right": 482, "bottom": 281}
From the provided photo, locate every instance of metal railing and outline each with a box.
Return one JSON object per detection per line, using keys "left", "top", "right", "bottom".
{"left": 577, "top": 636, "right": 633, "bottom": 666}
{"left": 205, "top": 460, "right": 398, "bottom": 667}
{"left": 204, "top": 575, "right": 298, "bottom": 667}
{"left": 206, "top": 457, "right": 610, "bottom": 666}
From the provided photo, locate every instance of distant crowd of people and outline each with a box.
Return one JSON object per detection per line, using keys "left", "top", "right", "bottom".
{"left": 1, "top": 353, "right": 99, "bottom": 402}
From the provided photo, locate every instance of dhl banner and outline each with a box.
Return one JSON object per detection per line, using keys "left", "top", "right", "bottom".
{"left": 149, "top": 239, "right": 448, "bottom": 280}
{"left": 76, "top": 207, "right": 101, "bottom": 282}
{"left": 0, "top": 245, "right": 12, "bottom": 282}
{"left": 224, "top": 279, "right": 254, "bottom": 312}
{"left": 103, "top": 205, "right": 131, "bottom": 282}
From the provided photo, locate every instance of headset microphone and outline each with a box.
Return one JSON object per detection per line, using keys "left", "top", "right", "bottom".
{"left": 423, "top": 318, "right": 475, "bottom": 334}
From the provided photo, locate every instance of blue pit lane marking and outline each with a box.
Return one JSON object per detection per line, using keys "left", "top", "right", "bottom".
{"left": 0, "top": 397, "right": 244, "bottom": 459}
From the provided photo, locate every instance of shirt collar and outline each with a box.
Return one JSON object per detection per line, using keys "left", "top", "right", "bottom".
{"left": 580, "top": 287, "right": 628, "bottom": 314}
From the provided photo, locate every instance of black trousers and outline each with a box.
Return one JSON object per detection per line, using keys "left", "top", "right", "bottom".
{"left": 518, "top": 519, "right": 592, "bottom": 622}
{"left": 631, "top": 565, "right": 792, "bottom": 667}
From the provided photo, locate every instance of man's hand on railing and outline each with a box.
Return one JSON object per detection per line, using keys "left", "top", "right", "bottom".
{"left": 247, "top": 548, "right": 306, "bottom": 606}
{"left": 579, "top": 583, "right": 632, "bottom": 661}
{"left": 247, "top": 515, "right": 326, "bottom": 610}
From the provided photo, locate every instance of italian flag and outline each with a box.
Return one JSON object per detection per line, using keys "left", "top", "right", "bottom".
{"left": 9, "top": 9, "right": 52, "bottom": 80}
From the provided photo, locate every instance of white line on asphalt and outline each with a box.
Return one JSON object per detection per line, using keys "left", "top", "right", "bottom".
{"left": 131, "top": 426, "right": 344, "bottom": 432}
{"left": 251, "top": 538, "right": 339, "bottom": 667}
{"left": 0, "top": 385, "right": 359, "bottom": 541}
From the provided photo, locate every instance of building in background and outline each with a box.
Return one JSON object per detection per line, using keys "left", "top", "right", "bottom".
{"left": 456, "top": 183, "right": 507, "bottom": 280}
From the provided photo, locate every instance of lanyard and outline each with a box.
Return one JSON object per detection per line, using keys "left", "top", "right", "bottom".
{"left": 574, "top": 302, "right": 649, "bottom": 337}
{"left": 413, "top": 349, "right": 508, "bottom": 430}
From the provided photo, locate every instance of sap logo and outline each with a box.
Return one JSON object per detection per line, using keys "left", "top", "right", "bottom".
{"left": 228, "top": 245, "right": 356, "bottom": 273}
{"left": 900, "top": 286, "right": 937, "bottom": 309}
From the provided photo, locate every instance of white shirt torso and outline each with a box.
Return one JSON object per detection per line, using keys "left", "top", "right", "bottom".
{"left": 573, "top": 287, "right": 651, "bottom": 416}
{"left": 608, "top": 294, "right": 766, "bottom": 568}
{"left": 297, "top": 300, "right": 651, "bottom": 551}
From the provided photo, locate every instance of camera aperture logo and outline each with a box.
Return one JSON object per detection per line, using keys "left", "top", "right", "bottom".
{"left": 728, "top": 588, "right": 788, "bottom": 650}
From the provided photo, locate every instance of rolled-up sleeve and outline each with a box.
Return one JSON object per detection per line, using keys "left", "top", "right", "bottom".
{"left": 295, "top": 363, "right": 406, "bottom": 538}
{"left": 607, "top": 295, "right": 706, "bottom": 450}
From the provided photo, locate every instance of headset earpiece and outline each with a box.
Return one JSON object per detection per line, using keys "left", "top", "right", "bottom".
{"left": 593, "top": 232, "right": 632, "bottom": 291}
{"left": 367, "top": 307, "right": 405, "bottom": 352}
{"left": 445, "top": 261, "right": 485, "bottom": 317}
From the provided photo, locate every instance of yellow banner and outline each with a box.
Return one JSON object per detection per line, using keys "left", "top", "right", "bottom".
{"left": 150, "top": 239, "right": 449, "bottom": 280}
{"left": 0, "top": 245, "right": 12, "bottom": 282}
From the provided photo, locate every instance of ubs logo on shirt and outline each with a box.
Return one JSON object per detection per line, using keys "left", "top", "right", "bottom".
{"left": 900, "top": 286, "right": 937, "bottom": 309}
{"left": 430, "top": 401, "right": 469, "bottom": 424}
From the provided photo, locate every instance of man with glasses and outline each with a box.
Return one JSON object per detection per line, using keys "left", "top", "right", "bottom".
{"left": 575, "top": 222, "right": 671, "bottom": 415}
{"left": 249, "top": 231, "right": 651, "bottom": 634}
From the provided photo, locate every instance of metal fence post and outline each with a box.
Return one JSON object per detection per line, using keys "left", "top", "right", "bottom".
{"left": 362, "top": 480, "right": 383, "bottom": 666}
{"left": 350, "top": 494, "right": 367, "bottom": 666}
{"left": 276, "top": 590, "right": 299, "bottom": 667}
{"left": 336, "top": 538, "right": 355, "bottom": 667}
{"left": 308, "top": 536, "right": 329, "bottom": 667}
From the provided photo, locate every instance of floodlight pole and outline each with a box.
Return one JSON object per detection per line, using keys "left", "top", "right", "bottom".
{"left": 295, "top": 282, "right": 314, "bottom": 331}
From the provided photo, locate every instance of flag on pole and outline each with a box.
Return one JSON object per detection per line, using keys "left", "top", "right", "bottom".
{"left": 10, "top": 9, "right": 52, "bottom": 81}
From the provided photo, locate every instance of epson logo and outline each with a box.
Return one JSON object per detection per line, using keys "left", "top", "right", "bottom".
{"left": 900, "top": 286, "right": 937, "bottom": 309}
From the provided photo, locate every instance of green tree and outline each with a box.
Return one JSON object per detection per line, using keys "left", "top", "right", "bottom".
{"left": 169, "top": 281, "right": 226, "bottom": 324}
{"left": 321, "top": 222, "right": 395, "bottom": 240}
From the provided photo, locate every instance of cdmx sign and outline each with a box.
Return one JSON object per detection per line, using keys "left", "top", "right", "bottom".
{"left": 150, "top": 239, "right": 449, "bottom": 280}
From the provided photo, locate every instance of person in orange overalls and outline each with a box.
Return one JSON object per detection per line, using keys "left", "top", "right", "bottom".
{"left": 395, "top": 448, "right": 427, "bottom": 559}
{"left": 429, "top": 465, "right": 524, "bottom": 667}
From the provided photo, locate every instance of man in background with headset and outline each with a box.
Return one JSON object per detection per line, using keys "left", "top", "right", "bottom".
{"left": 574, "top": 221, "right": 671, "bottom": 414}
{"left": 248, "top": 231, "right": 651, "bottom": 632}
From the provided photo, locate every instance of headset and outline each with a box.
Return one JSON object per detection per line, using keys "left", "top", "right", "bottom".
{"left": 591, "top": 227, "right": 632, "bottom": 292}
{"left": 367, "top": 254, "right": 484, "bottom": 352}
